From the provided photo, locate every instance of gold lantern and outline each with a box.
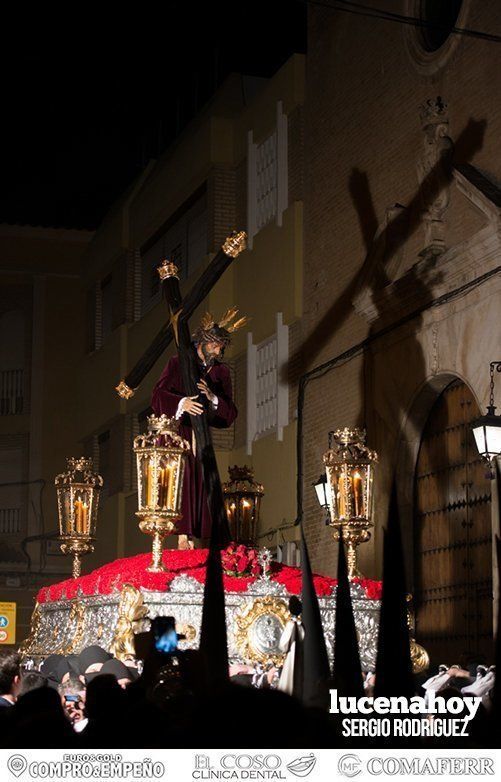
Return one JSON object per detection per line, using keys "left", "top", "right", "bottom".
{"left": 323, "top": 428, "right": 378, "bottom": 578}
{"left": 222, "top": 465, "right": 264, "bottom": 545}
{"left": 134, "top": 414, "right": 190, "bottom": 572}
{"left": 55, "top": 457, "right": 103, "bottom": 578}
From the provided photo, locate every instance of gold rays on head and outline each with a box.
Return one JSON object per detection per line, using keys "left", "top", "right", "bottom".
{"left": 218, "top": 307, "right": 250, "bottom": 333}
{"left": 200, "top": 312, "right": 216, "bottom": 331}
{"left": 200, "top": 307, "right": 250, "bottom": 335}
{"left": 218, "top": 307, "right": 239, "bottom": 329}
{"left": 227, "top": 315, "right": 250, "bottom": 333}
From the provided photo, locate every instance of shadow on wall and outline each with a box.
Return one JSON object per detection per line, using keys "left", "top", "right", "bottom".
{"left": 285, "top": 113, "right": 487, "bottom": 581}
{"left": 283, "top": 116, "right": 487, "bottom": 384}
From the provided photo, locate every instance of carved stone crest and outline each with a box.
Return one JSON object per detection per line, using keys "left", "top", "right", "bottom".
{"left": 417, "top": 96, "right": 453, "bottom": 256}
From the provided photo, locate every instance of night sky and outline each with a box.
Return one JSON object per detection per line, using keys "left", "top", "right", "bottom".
{"left": 1, "top": 2, "right": 306, "bottom": 231}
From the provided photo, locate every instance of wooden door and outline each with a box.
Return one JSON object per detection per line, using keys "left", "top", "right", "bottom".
{"left": 414, "top": 379, "right": 493, "bottom": 666}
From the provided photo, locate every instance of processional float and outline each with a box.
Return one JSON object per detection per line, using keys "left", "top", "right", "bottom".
{"left": 19, "top": 230, "right": 428, "bottom": 677}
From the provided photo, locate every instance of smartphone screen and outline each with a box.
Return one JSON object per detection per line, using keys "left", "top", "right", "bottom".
{"left": 152, "top": 616, "right": 178, "bottom": 653}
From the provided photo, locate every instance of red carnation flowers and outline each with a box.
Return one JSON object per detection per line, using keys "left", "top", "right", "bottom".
{"left": 221, "top": 542, "right": 261, "bottom": 578}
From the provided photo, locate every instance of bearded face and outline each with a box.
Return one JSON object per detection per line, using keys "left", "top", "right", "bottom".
{"left": 199, "top": 340, "right": 224, "bottom": 366}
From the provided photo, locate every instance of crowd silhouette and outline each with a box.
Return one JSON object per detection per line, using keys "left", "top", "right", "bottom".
{"left": 0, "top": 502, "right": 499, "bottom": 749}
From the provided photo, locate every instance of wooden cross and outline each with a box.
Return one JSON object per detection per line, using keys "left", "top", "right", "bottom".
{"left": 115, "top": 231, "right": 247, "bottom": 399}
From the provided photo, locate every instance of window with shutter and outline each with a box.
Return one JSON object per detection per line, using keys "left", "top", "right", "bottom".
{"left": 247, "top": 313, "right": 289, "bottom": 454}
{"left": 0, "top": 445, "right": 23, "bottom": 536}
{"left": 247, "top": 101, "right": 288, "bottom": 248}
{"left": 0, "top": 311, "right": 25, "bottom": 415}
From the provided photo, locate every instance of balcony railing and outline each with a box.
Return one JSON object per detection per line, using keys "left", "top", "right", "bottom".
{"left": 0, "top": 507, "right": 21, "bottom": 534}
{"left": 0, "top": 369, "right": 24, "bottom": 415}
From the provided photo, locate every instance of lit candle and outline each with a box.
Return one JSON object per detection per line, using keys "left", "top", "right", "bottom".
{"left": 337, "top": 472, "right": 346, "bottom": 518}
{"left": 227, "top": 500, "right": 236, "bottom": 530}
{"left": 146, "top": 464, "right": 153, "bottom": 507}
{"left": 173, "top": 464, "right": 178, "bottom": 508}
{"left": 162, "top": 463, "right": 169, "bottom": 509}
{"left": 158, "top": 467, "right": 164, "bottom": 507}
{"left": 241, "top": 498, "right": 252, "bottom": 541}
{"left": 75, "top": 499, "right": 83, "bottom": 533}
{"left": 82, "top": 502, "right": 88, "bottom": 533}
{"left": 352, "top": 470, "right": 363, "bottom": 517}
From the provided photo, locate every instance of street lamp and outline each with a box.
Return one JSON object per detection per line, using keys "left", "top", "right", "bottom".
{"left": 313, "top": 473, "right": 330, "bottom": 510}
{"left": 471, "top": 362, "right": 501, "bottom": 473}
{"left": 313, "top": 431, "right": 334, "bottom": 523}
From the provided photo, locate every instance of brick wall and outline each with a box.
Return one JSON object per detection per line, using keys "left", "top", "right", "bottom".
{"left": 302, "top": 355, "right": 365, "bottom": 575}
{"left": 302, "top": 1, "right": 501, "bottom": 575}
{"left": 287, "top": 318, "right": 302, "bottom": 423}
{"left": 208, "top": 165, "right": 237, "bottom": 252}
{"left": 235, "top": 159, "right": 247, "bottom": 232}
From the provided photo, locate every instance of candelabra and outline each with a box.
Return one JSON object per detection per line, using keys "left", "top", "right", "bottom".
{"left": 55, "top": 457, "right": 103, "bottom": 578}
{"left": 323, "top": 428, "right": 378, "bottom": 578}
{"left": 134, "top": 414, "right": 190, "bottom": 572}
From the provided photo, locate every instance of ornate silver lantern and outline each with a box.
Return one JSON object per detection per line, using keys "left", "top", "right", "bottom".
{"left": 55, "top": 457, "right": 103, "bottom": 578}
{"left": 133, "top": 414, "right": 190, "bottom": 572}
{"left": 323, "top": 428, "right": 378, "bottom": 578}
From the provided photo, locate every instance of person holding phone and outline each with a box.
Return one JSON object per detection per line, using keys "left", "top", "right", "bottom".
{"left": 152, "top": 616, "right": 179, "bottom": 654}
{"left": 58, "top": 676, "right": 87, "bottom": 732}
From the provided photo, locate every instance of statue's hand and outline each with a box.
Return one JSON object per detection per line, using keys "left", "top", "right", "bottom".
{"left": 182, "top": 395, "right": 204, "bottom": 416}
{"left": 197, "top": 379, "right": 216, "bottom": 404}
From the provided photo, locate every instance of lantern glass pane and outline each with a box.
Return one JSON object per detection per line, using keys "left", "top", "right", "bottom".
{"left": 158, "top": 457, "right": 177, "bottom": 511}
{"left": 64, "top": 488, "right": 73, "bottom": 535}
{"left": 472, "top": 424, "right": 487, "bottom": 457}
{"left": 328, "top": 467, "right": 348, "bottom": 520}
{"left": 140, "top": 455, "right": 152, "bottom": 508}
{"left": 73, "top": 489, "right": 91, "bottom": 534}
{"left": 483, "top": 423, "right": 501, "bottom": 458}
{"left": 473, "top": 422, "right": 501, "bottom": 459}
{"left": 350, "top": 467, "right": 364, "bottom": 517}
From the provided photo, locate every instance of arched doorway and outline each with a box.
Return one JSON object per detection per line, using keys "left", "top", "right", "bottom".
{"left": 414, "top": 378, "right": 493, "bottom": 665}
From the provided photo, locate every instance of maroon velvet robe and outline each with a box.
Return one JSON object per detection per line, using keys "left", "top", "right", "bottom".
{"left": 151, "top": 355, "right": 237, "bottom": 538}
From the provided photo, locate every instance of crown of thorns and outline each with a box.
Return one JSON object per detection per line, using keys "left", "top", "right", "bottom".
{"left": 193, "top": 307, "right": 249, "bottom": 346}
